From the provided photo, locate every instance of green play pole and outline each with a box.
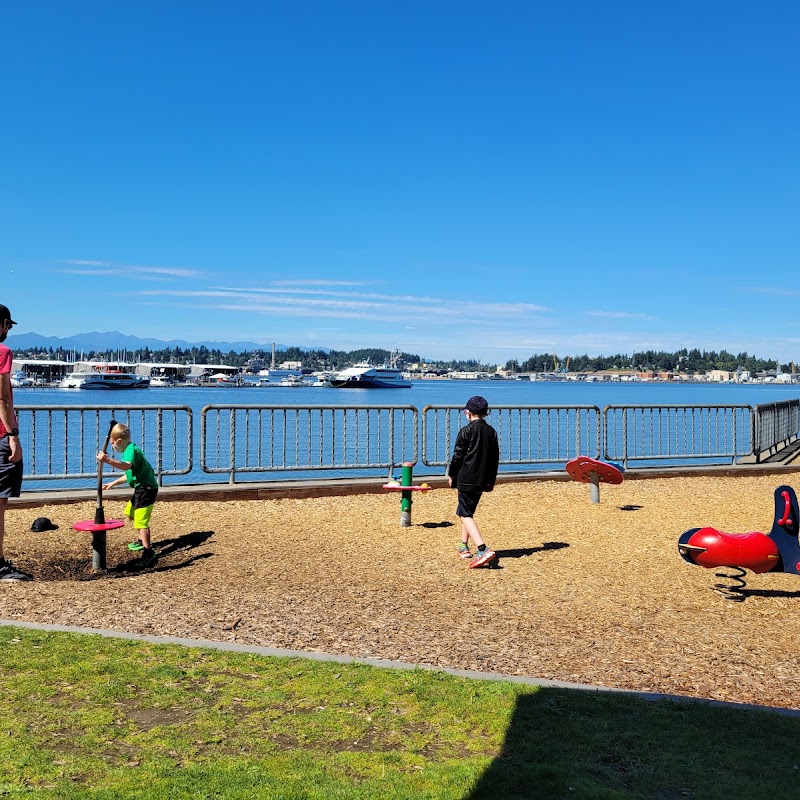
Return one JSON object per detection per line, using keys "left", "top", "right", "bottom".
{"left": 400, "top": 461, "right": 413, "bottom": 527}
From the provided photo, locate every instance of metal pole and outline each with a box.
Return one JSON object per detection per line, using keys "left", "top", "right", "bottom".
{"left": 400, "top": 461, "right": 413, "bottom": 527}
{"left": 589, "top": 471, "right": 600, "bottom": 504}
{"left": 92, "top": 531, "right": 107, "bottom": 571}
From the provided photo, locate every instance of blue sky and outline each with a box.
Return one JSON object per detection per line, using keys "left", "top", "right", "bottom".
{"left": 2, "top": 1, "right": 799, "bottom": 363}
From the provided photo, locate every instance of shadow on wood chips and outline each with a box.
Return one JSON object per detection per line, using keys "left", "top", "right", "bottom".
{"left": 37, "top": 530, "right": 215, "bottom": 582}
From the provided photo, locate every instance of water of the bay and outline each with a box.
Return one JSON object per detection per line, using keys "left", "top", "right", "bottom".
{"left": 14, "top": 379, "right": 800, "bottom": 489}
{"left": 16, "top": 377, "right": 800, "bottom": 411}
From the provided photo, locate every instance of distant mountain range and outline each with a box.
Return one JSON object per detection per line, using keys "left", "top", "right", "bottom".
{"left": 8, "top": 331, "right": 326, "bottom": 354}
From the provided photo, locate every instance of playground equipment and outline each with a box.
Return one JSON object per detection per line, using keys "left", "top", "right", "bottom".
{"left": 678, "top": 484, "right": 800, "bottom": 599}
{"left": 566, "top": 456, "right": 624, "bottom": 503}
{"left": 383, "top": 461, "right": 431, "bottom": 527}
{"left": 73, "top": 419, "right": 124, "bottom": 571}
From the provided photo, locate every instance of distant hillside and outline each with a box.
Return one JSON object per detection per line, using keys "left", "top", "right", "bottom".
{"left": 8, "top": 331, "right": 327, "bottom": 354}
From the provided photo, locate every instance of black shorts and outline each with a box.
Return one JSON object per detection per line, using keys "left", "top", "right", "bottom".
{"left": 0, "top": 438, "right": 23, "bottom": 498}
{"left": 456, "top": 489, "right": 483, "bottom": 518}
{"left": 131, "top": 484, "right": 158, "bottom": 509}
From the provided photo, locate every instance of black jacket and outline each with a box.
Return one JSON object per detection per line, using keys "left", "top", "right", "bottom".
{"left": 447, "top": 418, "right": 499, "bottom": 492}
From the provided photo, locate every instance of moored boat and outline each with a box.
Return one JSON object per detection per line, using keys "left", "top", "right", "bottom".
{"left": 59, "top": 371, "right": 150, "bottom": 389}
{"left": 278, "top": 375, "right": 311, "bottom": 387}
{"left": 330, "top": 362, "right": 412, "bottom": 389}
{"left": 10, "top": 371, "right": 33, "bottom": 388}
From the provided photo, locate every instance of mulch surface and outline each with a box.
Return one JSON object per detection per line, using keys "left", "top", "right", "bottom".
{"left": 3, "top": 474, "right": 800, "bottom": 710}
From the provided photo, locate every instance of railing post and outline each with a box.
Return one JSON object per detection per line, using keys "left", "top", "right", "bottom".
{"left": 229, "top": 409, "right": 236, "bottom": 484}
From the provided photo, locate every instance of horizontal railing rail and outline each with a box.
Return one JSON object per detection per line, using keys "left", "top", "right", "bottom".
{"left": 603, "top": 404, "right": 753, "bottom": 467}
{"left": 421, "top": 405, "right": 603, "bottom": 468}
{"left": 200, "top": 404, "right": 418, "bottom": 483}
{"left": 16, "top": 405, "right": 193, "bottom": 485}
{"left": 12, "top": 399, "right": 799, "bottom": 488}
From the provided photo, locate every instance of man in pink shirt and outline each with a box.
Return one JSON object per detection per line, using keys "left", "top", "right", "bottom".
{"left": 0, "top": 304, "right": 31, "bottom": 581}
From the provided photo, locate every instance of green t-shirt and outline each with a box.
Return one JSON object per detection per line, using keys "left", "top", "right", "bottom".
{"left": 122, "top": 442, "right": 158, "bottom": 489}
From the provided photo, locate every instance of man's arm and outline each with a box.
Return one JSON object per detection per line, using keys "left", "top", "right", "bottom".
{"left": 0, "top": 372, "right": 20, "bottom": 463}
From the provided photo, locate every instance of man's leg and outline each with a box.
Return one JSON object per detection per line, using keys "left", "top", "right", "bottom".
{"left": 0, "top": 497, "right": 6, "bottom": 561}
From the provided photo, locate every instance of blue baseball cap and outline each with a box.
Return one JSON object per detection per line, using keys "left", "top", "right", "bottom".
{"left": 464, "top": 396, "right": 489, "bottom": 413}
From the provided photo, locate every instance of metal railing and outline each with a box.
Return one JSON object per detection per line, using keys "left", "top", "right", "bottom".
{"left": 200, "top": 404, "right": 418, "bottom": 483}
{"left": 603, "top": 404, "right": 753, "bottom": 467}
{"left": 13, "top": 399, "right": 800, "bottom": 488}
{"left": 421, "top": 405, "right": 603, "bottom": 468}
{"left": 17, "top": 404, "right": 193, "bottom": 485}
{"left": 753, "top": 399, "right": 800, "bottom": 461}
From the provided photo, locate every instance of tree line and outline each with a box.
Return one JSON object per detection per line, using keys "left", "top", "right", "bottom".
{"left": 15, "top": 345, "right": 790, "bottom": 375}
{"left": 504, "top": 349, "right": 786, "bottom": 374}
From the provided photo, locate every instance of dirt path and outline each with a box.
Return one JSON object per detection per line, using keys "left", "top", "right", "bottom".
{"left": 3, "top": 474, "right": 800, "bottom": 710}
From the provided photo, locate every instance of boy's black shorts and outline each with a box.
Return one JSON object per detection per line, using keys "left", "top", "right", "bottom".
{"left": 131, "top": 485, "right": 158, "bottom": 509}
{"left": 0, "top": 438, "right": 22, "bottom": 498}
{"left": 456, "top": 489, "right": 483, "bottom": 518}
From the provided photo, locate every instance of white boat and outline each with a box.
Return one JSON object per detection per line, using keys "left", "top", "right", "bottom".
{"left": 330, "top": 362, "right": 412, "bottom": 389}
{"left": 310, "top": 372, "right": 334, "bottom": 387}
{"left": 10, "top": 371, "right": 33, "bottom": 388}
{"left": 59, "top": 371, "right": 150, "bottom": 389}
{"left": 149, "top": 376, "right": 175, "bottom": 387}
{"left": 278, "top": 375, "right": 310, "bottom": 387}
{"left": 257, "top": 369, "right": 303, "bottom": 383}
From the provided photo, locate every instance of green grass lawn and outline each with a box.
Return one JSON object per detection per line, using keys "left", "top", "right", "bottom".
{"left": 0, "top": 625, "right": 798, "bottom": 799}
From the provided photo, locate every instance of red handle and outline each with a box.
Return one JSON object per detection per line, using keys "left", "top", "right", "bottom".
{"left": 779, "top": 490, "right": 793, "bottom": 527}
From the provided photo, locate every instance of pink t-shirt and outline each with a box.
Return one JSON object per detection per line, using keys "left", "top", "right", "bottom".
{"left": 0, "top": 344, "right": 14, "bottom": 436}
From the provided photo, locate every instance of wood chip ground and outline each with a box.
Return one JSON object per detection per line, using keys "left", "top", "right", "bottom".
{"left": 3, "top": 475, "right": 800, "bottom": 711}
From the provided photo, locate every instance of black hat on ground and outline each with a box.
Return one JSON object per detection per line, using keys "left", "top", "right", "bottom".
{"left": 464, "top": 395, "right": 489, "bottom": 414}
{"left": 31, "top": 517, "right": 58, "bottom": 532}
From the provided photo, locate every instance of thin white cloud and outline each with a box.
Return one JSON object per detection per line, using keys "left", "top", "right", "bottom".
{"left": 63, "top": 269, "right": 183, "bottom": 282}
{"left": 63, "top": 268, "right": 118, "bottom": 277}
{"left": 271, "top": 279, "right": 376, "bottom": 287}
{"left": 66, "top": 259, "right": 110, "bottom": 266}
{"left": 136, "top": 286, "right": 550, "bottom": 321}
{"left": 588, "top": 310, "right": 658, "bottom": 320}
{"left": 62, "top": 260, "right": 203, "bottom": 280}
{"left": 128, "top": 266, "right": 204, "bottom": 279}
{"left": 214, "top": 284, "right": 550, "bottom": 311}
{"left": 744, "top": 287, "right": 800, "bottom": 298}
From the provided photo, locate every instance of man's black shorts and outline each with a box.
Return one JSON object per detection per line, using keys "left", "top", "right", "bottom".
{"left": 0, "top": 438, "right": 22, "bottom": 498}
{"left": 456, "top": 489, "right": 483, "bottom": 518}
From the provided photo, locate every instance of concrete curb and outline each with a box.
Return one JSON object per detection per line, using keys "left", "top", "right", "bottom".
{"left": 2, "top": 618, "right": 798, "bottom": 718}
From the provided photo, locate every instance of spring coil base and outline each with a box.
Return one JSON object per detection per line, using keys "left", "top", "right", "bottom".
{"left": 713, "top": 567, "right": 747, "bottom": 602}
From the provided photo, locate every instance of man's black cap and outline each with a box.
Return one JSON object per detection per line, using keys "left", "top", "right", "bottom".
{"left": 0, "top": 304, "right": 17, "bottom": 325}
{"left": 464, "top": 395, "right": 489, "bottom": 414}
{"left": 31, "top": 517, "right": 58, "bottom": 532}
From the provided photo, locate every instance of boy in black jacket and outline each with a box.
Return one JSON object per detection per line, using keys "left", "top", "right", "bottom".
{"left": 447, "top": 396, "right": 500, "bottom": 568}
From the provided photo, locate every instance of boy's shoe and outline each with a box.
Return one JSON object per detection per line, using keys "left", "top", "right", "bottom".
{"left": 469, "top": 548, "right": 496, "bottom": 569}
{"left": 133, "top": 548, "right": 158, "bottom": 569}
{"left": 457, "top": 542, "right": 473, "bottom": 559}
{"left": 127, "top": 540, "right": 145, "bottom": 552}
{"left": 0, "top": 560, "right": 33, "bottom": 581}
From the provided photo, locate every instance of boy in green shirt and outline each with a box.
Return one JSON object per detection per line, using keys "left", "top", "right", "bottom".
{"left": 98, "top": 422, "right": 159, "bottom": 568}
